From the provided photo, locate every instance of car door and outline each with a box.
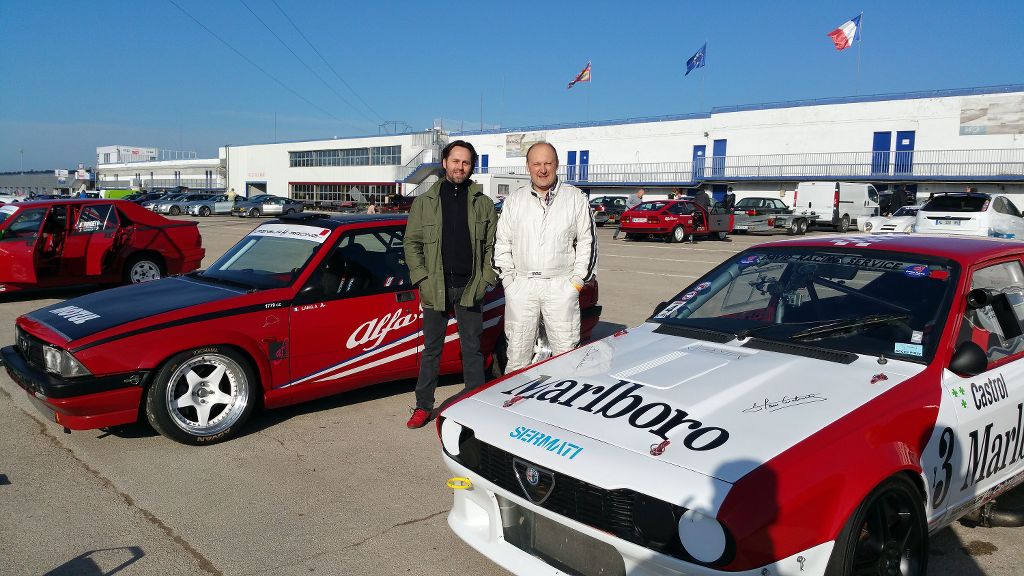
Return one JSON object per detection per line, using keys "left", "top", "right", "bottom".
{"left": 938, "top": 259, "right": 1024, "bottom": 519}
{"left": 64, "top": 203, "right": 119, "bottom": 276}
{"left": 213, "top": 195, "right": 232, "bottom": 214}
{"left": 264, "top": 198, "right": 284, "bottom": 215}
{"left": 288, "top": 225, "right": 420, "bottom": 394}
{"left": 0, "top": 205, "right": 47, "bottom": 283}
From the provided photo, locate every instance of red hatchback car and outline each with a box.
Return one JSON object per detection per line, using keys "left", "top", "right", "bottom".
{"left": 0, "top": 199, "right": 204, "bottom": 293}
{"left": 1, "top": 214, "right": 601, "bottom": 444}
{"left": 620, "top": 199, "right": 734, "bottom": 242}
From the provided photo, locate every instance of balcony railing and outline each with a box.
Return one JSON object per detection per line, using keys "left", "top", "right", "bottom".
{"left": 484, "top": 148, "right": 1024, "bottom": 185}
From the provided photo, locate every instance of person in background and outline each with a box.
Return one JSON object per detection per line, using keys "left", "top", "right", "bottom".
{"left": 966, "top": 186, "right": 979, "bottom": 193}
{"left": 495, "top": 142, "right": 597, "bottom": 373}
{"left": 366, "top": 201, "right": 377, "bottom": 214}
{"left": 891, "top": 185, "right": 907, "bottom": 214}
{"left": 723, "top": 187, "right": 736, "bottom": 211}
{"left": 227, "top": 188, "right": 236, "bottom": 203}
{"left": 404, "top": 140, "right": 497, "bottom": 429}
{"left": 613, "top": 187, "right": 644, "bottom": 240}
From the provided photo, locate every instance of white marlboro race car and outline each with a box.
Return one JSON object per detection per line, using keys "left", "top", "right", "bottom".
{"left": 438, "top": 234, "right": 1024, "bottom": 576}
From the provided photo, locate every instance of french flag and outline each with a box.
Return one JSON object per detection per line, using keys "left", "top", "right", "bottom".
{"left": 827, "top": 14, "right": 862, "bottom": 50}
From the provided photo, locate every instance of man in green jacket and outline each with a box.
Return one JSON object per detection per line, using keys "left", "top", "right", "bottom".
{"left": 404, "top": 140, "right": 498, "bottom": 428}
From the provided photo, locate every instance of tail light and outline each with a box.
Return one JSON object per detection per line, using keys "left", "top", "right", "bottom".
{"left": 767, "top": 218, "right": 775, "bottom": 227}
{"left": 833, "top": 188, "right": 840, "bottom": 209}
{"left": 982, "top": 199, "right": 990, "bottom": 211}
{"left": 794, "top": 190, "right": 798, "bottom": 204}
{"left": 745, "top": 210, "right": 757, "bottom": 216}
{"left": 595, "top": 205, "right": 605, "bottom": 212}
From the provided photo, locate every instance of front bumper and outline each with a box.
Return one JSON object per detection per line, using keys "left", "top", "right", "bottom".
{"left": 444, "top": 455, "right": 833, "bottom": 576}
{"left": 1, "top": 345, "right": 146, "bottom": 430}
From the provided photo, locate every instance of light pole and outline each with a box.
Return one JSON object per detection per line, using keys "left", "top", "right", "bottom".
{"left": 19, "top": 148, "right": 24, "bottom": 195}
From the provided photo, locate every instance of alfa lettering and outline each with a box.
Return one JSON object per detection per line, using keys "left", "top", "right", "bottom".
{"left": 346, "top": 309, "right": 419, "bottom": 350}
{"left": 972, "top": 374, "right": 1008, "bottom": 410}
{"left": 49, "top": 305, "right": 100, "bottom": 325}
{"left": 502, "top": 377, "right": 730, "bottom": 450}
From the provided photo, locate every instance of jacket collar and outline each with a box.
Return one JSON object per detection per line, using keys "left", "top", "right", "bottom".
{"left": 423, "top": 177, "right": 481, "bottom": 200}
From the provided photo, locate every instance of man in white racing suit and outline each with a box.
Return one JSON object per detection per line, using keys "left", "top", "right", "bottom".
{"left": 494, "top": 142, "right": 597, "bottom": 373}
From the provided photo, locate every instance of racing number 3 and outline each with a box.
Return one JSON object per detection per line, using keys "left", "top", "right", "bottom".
{"left": 932, "top": 427, "right": 955, "bottom": 509}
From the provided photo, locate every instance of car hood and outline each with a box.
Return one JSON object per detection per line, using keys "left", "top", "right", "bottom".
{"left": 461, "top": 323, "right": 925, "bottom": 484}
{"left": 24, "top": 276, "right": 247, "bottom": 342}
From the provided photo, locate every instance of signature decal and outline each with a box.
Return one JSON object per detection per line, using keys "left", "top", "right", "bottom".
{"left": 510, "top": 426, "right": 584, "bottom": 459}
{"left": 742, "top": 393, "right": 827, "bottom": 414}
{"left": 346, "top": 309, "right": 419, "bottom": 351}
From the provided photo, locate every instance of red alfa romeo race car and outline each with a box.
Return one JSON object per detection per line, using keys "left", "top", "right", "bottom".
{"left": 1, "top": 214, "right": 601, "bottom": 445}
{"left": 0, "top": 199, "right": 204, "bottom": 294}
{"left": 619, "top": 199, "right": 734, "bottom": 242}
{"left": 438, "top": 234, "right": 1024, "bottom": 576}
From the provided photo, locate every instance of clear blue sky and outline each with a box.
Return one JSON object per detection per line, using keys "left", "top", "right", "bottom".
{"left": 1, "top": 0, "right": 1021, "bottom": 171}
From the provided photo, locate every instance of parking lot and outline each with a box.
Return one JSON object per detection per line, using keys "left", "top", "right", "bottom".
{"left": 1, "top": 216, "right": 1021, "bottom": 575}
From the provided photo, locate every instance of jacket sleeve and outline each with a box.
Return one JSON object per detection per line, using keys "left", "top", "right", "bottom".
{"left": 571, "top": 192, "right": 598, "bottom": 287}
{"left": 494, "top": 195, "right": 516, "bottom": 287}
{"left": 482, "top": 200, "right": 499, "bottom": 287}
{"left": 404, "top": 197, "right": 428, "bottom": 287}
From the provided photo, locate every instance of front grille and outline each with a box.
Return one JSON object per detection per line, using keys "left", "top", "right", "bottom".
{"left": 16, "top": 326, "right": 46, "bottom": 370}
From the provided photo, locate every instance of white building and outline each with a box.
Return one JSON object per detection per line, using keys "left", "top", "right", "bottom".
{"left": 95, "top": 146, "right": 225, "bottom": 191}
{"left": 219, "top": 84, "right": 1024, "bottom": 205}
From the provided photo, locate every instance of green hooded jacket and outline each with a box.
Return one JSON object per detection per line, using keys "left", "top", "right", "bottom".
{"left": 404, "top": 179, "right": 498, "bottom": 311}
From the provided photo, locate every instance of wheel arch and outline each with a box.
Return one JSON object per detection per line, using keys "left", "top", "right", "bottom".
{"left": 141, "top": 340, "right": 268, "bottom": 411}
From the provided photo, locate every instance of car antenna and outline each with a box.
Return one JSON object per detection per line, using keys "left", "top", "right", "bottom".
{"left": 877, "top": 353, "right": 888, "bottom": 365}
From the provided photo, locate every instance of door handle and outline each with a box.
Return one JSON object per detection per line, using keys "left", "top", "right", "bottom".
{"left": 395, "top": 291, "right": 415, "bottom": 302}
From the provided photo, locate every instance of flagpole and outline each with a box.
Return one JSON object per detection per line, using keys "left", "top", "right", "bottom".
{"left": 700, "top": 40, "right": 707, "bottom": 111}
{"left": 586, "top": 58, "right": 591, "bottom": 121}
{"left": 856, "top": 13, "right": 863, "bottom": 95}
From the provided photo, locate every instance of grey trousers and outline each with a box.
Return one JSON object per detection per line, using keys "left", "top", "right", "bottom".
{"left": 414, "top": 285, "right": 485, "bottom": 411}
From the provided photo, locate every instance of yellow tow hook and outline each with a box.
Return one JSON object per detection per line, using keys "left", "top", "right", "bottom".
{"left": 447, "top": 477, "right": 473, "bottom": 490}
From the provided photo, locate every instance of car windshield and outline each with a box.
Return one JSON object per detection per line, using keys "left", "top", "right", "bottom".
{"left": 635, "top": 201, "right": 669, "bottom": 211}
{"left": 922, "top": 195, "right": 988, "bottom": 212}
{"left": 893, "top": 206, "right": 919, "bottom": 217}
{"left": 735, "top": 198, "right": 764, "bottom": 208}
{"left": 200, "top": 223, "right": 333, "bottom": 289}
{"left": 653, "top": 247, "right": 958, "bottom": 363}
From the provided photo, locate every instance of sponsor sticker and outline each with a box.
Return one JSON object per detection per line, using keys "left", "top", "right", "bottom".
{"left": 509, "top": 425, "right": 584, "bottom": 459}
{"left": 894, "top": 342, "right": 924, "bottom": 357}
{"left": 911, "top": 330, "right": 923, "bottom": 344}
{"left": 738, "top": 254, "right": 763, "bottom": 267}
{"left": 695, "top": 281, "right": 712, "bottom": 291}
{"left": 249, "top": 224, "right": 332, "bottom": 244}
{"left": 49, "top": 305, "right": 100, "bottom": 325}
{"left": 904, "top": 264, "right": 930, "bottom": 278}
{"left": 655, "top": 300, "right": 686, "bottom": 318}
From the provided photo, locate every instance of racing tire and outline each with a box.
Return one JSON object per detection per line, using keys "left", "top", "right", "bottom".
{"left": 249, "top": 207, "right": 261, "bottom": 218}
{"left": 170, "top": 205, "right": 181, "bottom": 216}
{"left": 837, "top": 214, "right": 851, "bottom": 233}
{"left": 145, "top": 346, "right": 258, "bottom": 445}
{"left": 670, "top": 226, "right": 687, "bottom": 243}
{"left": 199, "top": 206, "right": 212, "bottom": 217}
{"left": 714, "top": 231, "right": 728, "bottom": 241}
{"left": 797, "top": 219, "right": 808, "bottom": 235}
{"left": 825, "top": 475, "right": 927, "bottom": 576}
{"left": 488, "top": 335, "right": 508, "bottom": 381}
{"left": 788, "top": 220, "right": 800, "bottom": 235}
{"left": 123, "top": 253, "right": 164, "bottom": 284}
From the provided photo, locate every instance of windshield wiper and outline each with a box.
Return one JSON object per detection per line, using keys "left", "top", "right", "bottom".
{"left": 789, "top": 314, "right": 911, "bottom": 342}
{"left": 194, "top": 271, "right": 260, "bottom": 291}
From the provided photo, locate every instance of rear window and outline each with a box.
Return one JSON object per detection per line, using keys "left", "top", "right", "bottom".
{"left": 922, "top": 195, "right": 988, "bottom": 213}
{"left": 635, "top": 201, "right": 669, "bottom": 211}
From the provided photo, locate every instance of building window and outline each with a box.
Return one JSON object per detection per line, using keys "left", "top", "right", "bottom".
{"left": 289, "top": 145, "right": 402, "bottom": 168}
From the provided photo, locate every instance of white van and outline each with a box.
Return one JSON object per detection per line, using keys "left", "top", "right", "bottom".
{"left": 793, "top": 181, "right": 881, "bottom": 232}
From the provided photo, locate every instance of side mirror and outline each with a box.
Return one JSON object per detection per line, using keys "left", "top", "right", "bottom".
{"left": 949, "top": 341, "right": 988, "bottom": 377}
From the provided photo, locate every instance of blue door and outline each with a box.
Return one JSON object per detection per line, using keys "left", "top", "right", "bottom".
{"left": 567, "top": 151, "right": 577, "bottom": 181}
{"left": 894, "top": 131, "right": 915, "bottom": 175}
{"left": 692, "top": 145, "right": 706, "bottom": 181}
{"left": 712, "top": 184, "right": 728, "bottom": 203}
{"left": 480, "top": 154, "right": 489, "bottom": 174}
{"left": 579, "top": 150, "right": 590, "bottom": 181}
{"left": 871, "top": 131, "right": 891, "bottom": 175}
{"left": 712, "top": 139, "right": 727, "bottom": 178}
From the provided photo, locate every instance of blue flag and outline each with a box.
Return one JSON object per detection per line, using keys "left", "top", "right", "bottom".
{"left": 685, "top": 43, "right": 706, "bottom": 76}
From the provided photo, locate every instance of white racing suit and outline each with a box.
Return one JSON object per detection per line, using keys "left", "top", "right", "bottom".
{"left": 494, "top": 180, "right": 597, "bottom": 372}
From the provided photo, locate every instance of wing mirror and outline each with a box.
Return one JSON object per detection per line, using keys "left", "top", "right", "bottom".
{"left": 949, "top": 341, "right": 988, "bottom": 377}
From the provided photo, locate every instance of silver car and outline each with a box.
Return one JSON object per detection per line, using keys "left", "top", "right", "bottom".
{"left": 231, "top": 196, "right": 305, "bottom": 218}
{"left": 156, "top": 193, "right": 214, "bottom": 216}
{"left": 186, "top": 194, "right": 237, "bottom": 216}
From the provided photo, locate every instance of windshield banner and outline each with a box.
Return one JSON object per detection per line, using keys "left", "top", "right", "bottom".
{"left": 249, "top": 224, "right": 331, "bottom": 244}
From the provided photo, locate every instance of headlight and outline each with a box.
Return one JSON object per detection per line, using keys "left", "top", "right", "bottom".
{"left": 864, "top": 221, "right": 873, "bottom": 231}
{"left": 678, "top": 510, "right": 728, "bottom": 564}
{"left": 441, "top": 418, "right": 463, "bottom": 456}
{"left": 43, "top": 345, "right": 92, "bottom": 378}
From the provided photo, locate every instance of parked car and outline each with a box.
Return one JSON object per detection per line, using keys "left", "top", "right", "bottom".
{"left": 619, "top": 199, "right": 733, "bottom": 242}
{"left": 143, "top": 193, "right": 185, "bottom": 211}
{"left": 232, "top": 196, "right": 305, "bottom": 218}
{"left": 589, "top": 195, "right": 628, "bottom": 226}
{"left": 915, "top": 192, "right": 1024, "bottom": 238}
{"left": 186, "top": 194, "right": 237, "bottom": 216}
{"left": 732, "top": 197, "right": 815, "bottom": 235}
{"left": 0, "top": 199, "right": 204, "bottom": 293}
{"left": 379, "top": 194, "right": 415, "bottom": 213}
{"left": 859, "top": 205, "right": 922, "bottom": 233}
{"left": 154, "top": 193, "right": 215, "bottom": 216}
{"left": 1, "top": 213, "right": 601, "bottom": 444}
{"left": 438, "top": 233, "right": 1024, "bottom": 576}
